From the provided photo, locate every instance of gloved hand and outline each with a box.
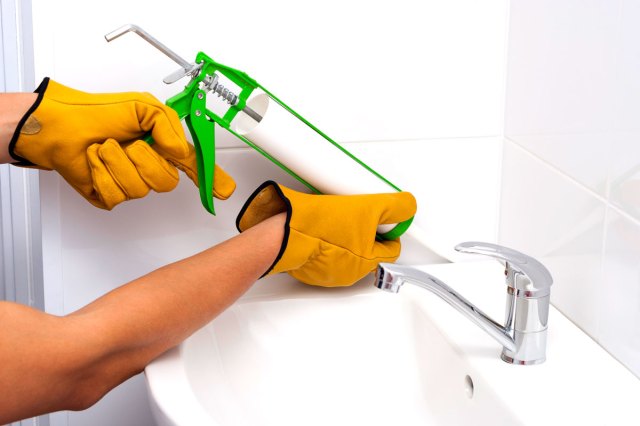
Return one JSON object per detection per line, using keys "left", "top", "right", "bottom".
{"left": 9, "top": 78, "right": 235, "bottom": 210}
{"left": 236, "top": 181, "right": 417, "bottom": 287}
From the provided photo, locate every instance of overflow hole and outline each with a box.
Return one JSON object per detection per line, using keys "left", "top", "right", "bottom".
{"left": 464, "top": 375, "right": 474, "bottom": 399}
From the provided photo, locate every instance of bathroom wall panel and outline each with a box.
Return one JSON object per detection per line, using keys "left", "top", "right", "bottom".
{"left": 599, "top": 208, "right": 640, "bottom": 376}
{"left": 32, "top": 0, "right": 508, "bottom": 144}
{"left": 608, "top": 0, "right": 640, "bottom": 222}
{"left": 504, "top": 0, "right": 620, "bottom": 196}
{"left": 499, "top": 141, "right": 606, "bottom": 337}
{"left": 503, "top": 0, "right": 640, "bottom": 377}
{"left": 346, "top": 137, "right": 503, "bottom": 261}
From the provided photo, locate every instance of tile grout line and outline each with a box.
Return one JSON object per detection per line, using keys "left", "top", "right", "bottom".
{"left": 503, "top": 137, "right": 640, "bottom": 228}
{"left": 494, "top": 138, "right": 506, "bottom": 244}
{"left": 214, "top": 134, "right": 503, "bottom": 153}
{"left": 595, "top": 201, "right": 610, "bottom": 347}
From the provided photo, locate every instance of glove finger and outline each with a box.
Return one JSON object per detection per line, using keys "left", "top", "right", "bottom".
{"left": 212, "top": 164, "right": 236, "bottom": 200}
{"left": 95, "top": 139, "right": 150, "bottom": 202}
{"left": 166, "top": 145, "right": 237, "bottom": 200}
{"left": 371, "top": 239, "right": 402, "bottom": 262}
{"left": 377, "top": 192, "right": 417, "bottom": 225}
{"left": 87, "top": 142, "right": 127, "bottom": 210}
{"left": 164, "top": 143, "right": 198, "bottom": 185}
{"left": 287, "top": 240, "right": 400, "bottom": 287}
{"left": 125, "top": 141, "right": 179, "bottom": 193}
{"left": 134, "top": 93, "right": 190, "bottom": 160}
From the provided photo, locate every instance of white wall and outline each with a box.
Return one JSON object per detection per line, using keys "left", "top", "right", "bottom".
{"left": 501, "top": 0, "right": 640, "bottom": 377}
{"left": 32, "top": 0, "right": 508, "bottom": 424}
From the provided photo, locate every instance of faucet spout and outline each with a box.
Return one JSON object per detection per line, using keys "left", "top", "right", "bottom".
{"left": 376, "top": 263, "right": 517, "bottom": 352}
{"left": 377, "top": 243, "right": 553, "bottom": 365}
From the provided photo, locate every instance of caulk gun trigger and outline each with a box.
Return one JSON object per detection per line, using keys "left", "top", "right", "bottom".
{"left": 163, "top": 68, "right": 188, "bottom": 84}
{"left": 163, "top": 63, "right": 202, "bottom": 85}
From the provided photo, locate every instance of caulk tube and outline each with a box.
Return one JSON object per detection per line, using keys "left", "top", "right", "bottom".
{"left": 232, "top": 92, "right": 413, "bottom": 239}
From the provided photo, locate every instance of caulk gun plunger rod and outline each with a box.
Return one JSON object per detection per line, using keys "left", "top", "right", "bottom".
{"left": 105, "top": 25, "right": 263, "bottom": 123}
{"left": 105, "top": 24, "right": 191, "bottom": 70}
{"left": 242, "top": 106, "right": 263, "bottom": 123}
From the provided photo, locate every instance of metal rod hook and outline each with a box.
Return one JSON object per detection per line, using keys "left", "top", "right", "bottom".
{"left": 105, "top": 24, "right": 191, "bottom": 70}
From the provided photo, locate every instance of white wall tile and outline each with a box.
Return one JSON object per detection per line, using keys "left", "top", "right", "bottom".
{"left": 499, "top": 141, "right": 606, "bottom": 336}
{"left": 598, "top": 208, "right": 640, "bottom": 377}
{"left": 608, "top": 1, "right": 640, "bottom": 222}
{"left": 505, "top": 0, "right": 620, "bottom": 195}
{"left": 609, "top": 130, "right": 640, "bottom": 222}
{"left": 32, "top": 0, "right": 508, "bottom": 144}
{"left": 504, "top": 0, "right": 640, "bottom": 377}
{"left": 612, "top": 0, "right": 640, "bottom": 133}
{"left": 345, "top": 137, "right": 502, "bottom": 262}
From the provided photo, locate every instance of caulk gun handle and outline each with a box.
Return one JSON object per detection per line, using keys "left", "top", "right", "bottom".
{"left": 141, "top": 109, "right": 218, "bottom": 216}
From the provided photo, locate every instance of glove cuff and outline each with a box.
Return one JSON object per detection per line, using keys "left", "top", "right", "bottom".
{"left": 236, "top": 180, "right": 292, "bottom": 277}
{"left": 8, "top": 77, "right": 50, "bottom": 166}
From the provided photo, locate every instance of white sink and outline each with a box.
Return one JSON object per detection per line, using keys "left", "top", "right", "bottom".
{"left": 146, "top": 261, "right": 640, "bottom": 426}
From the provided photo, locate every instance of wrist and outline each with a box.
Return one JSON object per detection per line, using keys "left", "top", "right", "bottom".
{"left": 242, "top": 212, "right": 286, "bottom": 252}
{"left": 241, "top": 212, "right": 287, "bottom": 278}
{"left": 0, "top": 93, "right": 37, "bottom": 164}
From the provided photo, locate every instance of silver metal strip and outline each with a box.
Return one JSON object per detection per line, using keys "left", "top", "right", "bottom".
{"left": 0, "top": 0, "right": 48, "bottom": 424}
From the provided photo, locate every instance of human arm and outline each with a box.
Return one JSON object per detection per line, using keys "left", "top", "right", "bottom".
{"left": 0, "top": 179, "right": 416, "bottom": 422}
{"left": 0, "top": 212, "right": 285, "bottom": 423}
{"left": 0, "top": 92, "right": 37, "bottom": 163}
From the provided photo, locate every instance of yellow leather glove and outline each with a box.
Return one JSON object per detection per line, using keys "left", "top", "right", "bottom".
{"left": 236, "top": 181, "right": 417, "bottom": 287}
{"left": 9, "top": 78, "right": 235, "bottom": 210}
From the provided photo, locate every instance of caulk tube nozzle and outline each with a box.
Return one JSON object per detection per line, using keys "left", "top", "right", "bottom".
{"left": 232, "top": 91, "right": 413, "bottom": 239}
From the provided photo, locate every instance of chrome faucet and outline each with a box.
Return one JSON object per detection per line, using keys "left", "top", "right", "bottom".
{"left": 375, "top": 242, "right": 553, "bottom": 365}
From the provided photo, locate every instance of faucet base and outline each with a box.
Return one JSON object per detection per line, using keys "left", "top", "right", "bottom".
{"left": 501, "top": 352, "right": 545, "bottom": 365}
{"left": 500, "top": 328, "right": 548, "bottom": 365}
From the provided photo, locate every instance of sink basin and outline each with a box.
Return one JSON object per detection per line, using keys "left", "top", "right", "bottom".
{"left": 146, "top": 262, "right": 640, "bottom": 426}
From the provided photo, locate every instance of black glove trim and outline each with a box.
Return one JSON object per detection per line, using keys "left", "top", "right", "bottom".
{"left": 9, "top": 77, "right": 50, "bottom": 166}
{"left": 235, "top": 180, "right": 292, "bottom": 278}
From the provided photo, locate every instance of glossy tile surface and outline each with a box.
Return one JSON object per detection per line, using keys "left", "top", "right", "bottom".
{"left": 599, "top": 209, "right": 640, "bottom": 376}
{"left": 499, "top": 141, "right": 606, "bottom": 337}
{"left": 33, "top": 0, "right": 508, "bottom": 145}
{"left": 346, "top": 137, "right": 503, "bottom": 261}
{"left": 505, "top": 0, "right": 620, "bottom": 195}
{"left": 503, "top": 0, "right": 640, "bottom": 378}
{"left": 609, "top": 0, "right": 640, "bottom": 223}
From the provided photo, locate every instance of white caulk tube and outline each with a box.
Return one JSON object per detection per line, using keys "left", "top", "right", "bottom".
{"left": 232, "top": 92, "right": 404, "bottom": 236}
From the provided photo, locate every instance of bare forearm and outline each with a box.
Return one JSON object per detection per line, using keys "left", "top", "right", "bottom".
{"left": 0, "top": 213, "right": 284, "bottom": 422}
{"left": 73, "top": 213, "right": 285, "bottom": 365}
{"left": 0, "top": 93, "right": 37, "bottom": 163}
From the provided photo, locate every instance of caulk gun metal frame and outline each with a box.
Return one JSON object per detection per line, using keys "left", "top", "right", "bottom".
{"left": 105, "top": 24, "right": 263, "bottom": 124}
{"left": 105, "top": 24, "right": 413, "bottom": 240}
{"left": 105, "top": 25, "right": 263, "bottom": 215}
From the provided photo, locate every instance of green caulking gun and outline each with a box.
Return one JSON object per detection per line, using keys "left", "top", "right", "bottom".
{"left": 105, "top": 24, "right": 413, "bottom": 239}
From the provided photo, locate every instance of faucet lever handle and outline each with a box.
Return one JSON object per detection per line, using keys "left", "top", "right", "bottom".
{"left": 454, "top": 241, "right": 553, "bottom": 294}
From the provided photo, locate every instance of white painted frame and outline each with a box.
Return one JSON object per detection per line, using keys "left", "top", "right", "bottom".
{"left": 0, "top": 0, "right": 49, "bottom": 425}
